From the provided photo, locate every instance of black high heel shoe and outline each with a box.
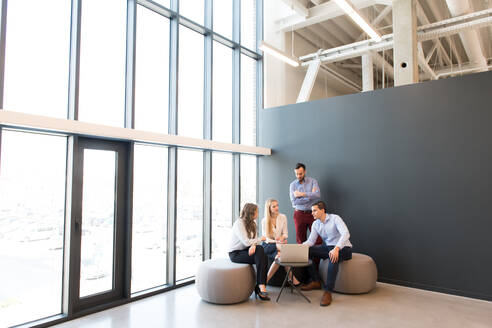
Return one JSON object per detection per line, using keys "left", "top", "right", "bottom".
{"left": 254, "top": 285, "right": 270, "bottom": 301}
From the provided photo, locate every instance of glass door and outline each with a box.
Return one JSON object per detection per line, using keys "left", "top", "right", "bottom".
{"left": 70, "top": 137, "right": 128, "bottom": 312}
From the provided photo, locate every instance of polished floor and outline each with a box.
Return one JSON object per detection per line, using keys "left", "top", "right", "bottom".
{"left": 54, "top": 283, "right": 492, "bottom": 328}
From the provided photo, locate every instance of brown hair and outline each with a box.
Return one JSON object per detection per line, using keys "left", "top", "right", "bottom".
{"left": 264, "top": 198, "right": 278, "bottom": 239}
{"left": 240, "top": 203, "right": 258, "bottom": 238}
{"left": 295, "top": 163, "right": 306, "bottom": 170}
{"left": 312, "top": 200, "right": 326, "bottom": 212}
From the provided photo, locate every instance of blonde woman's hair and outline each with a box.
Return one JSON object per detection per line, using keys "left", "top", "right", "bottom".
{"left": 240, "top": 203, "right": 258, "bottom": 239}
{"left": 264, "top": 198, "right": 278, "bottom": 239}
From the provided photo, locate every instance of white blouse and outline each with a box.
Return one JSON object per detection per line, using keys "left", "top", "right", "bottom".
{"left": 261, "top": 213, "right": 288, "bottom": 243}
{"left": 228, "top": 218, "right": 261, "bottom": 252}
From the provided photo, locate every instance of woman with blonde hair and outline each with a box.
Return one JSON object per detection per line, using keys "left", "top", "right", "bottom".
{"left": 229, "top": 203, "right": 270, "bottom": 301}
{"left": 262, "top": 198, "right": 300, "bottom": 285}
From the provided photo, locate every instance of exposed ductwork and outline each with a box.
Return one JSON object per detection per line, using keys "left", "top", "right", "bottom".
{"left": 299, "top": 9, "right": 492, "bottom": 67}
{"left": 445, "top": 0, "right": 487, "bottom": 71}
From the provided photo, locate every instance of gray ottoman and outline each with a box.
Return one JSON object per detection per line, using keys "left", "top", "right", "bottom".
{"left": 196, "top": 258, "right": 255, "bottom": 304}
{"left": 319, "top": 252, "right": 377, "bottom": 294}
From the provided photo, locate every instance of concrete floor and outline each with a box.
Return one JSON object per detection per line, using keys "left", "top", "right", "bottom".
{"left": 54, "top": 283, "right": 492, "bottom": 328}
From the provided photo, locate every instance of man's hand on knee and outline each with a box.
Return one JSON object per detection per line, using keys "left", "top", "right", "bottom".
{"left": 329, "top": 247, "right": 340, "bottom": 263}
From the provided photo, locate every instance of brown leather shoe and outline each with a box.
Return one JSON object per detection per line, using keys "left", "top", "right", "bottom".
{"left": 300, "top": 281, "right": 321, "bottom": 291}
{"left": 320, "top": 291, "right": 332, "bottom": 306}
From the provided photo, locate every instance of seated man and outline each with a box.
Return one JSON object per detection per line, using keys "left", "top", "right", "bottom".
{"left": 300, "top": 200, "right": 353, "bottom": 306}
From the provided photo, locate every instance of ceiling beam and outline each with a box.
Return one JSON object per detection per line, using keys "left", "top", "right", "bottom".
{"left": 320, "top": 64, "right": 362, "bottom": 91}
{"left": 418, "top": 16, "right": 492, "bottom": 42}
{"left": 298, "top": 27, "right": 361, "bottom": 69}
{"left": 356, "top": 5, "right": 392, "bottom": 41}
{"left": 299, "top": 11, "right": 492, "bottom": 65}
{"left": 306, "top": 24, "right": 363, "bottom": 66}
{"left": 416, "top": 0, "right": 452, "bottom": 67}
{"left": 419, "top": 62, "right": 492, "bottom": 80}
{"left": 418, "top": 42, "right": 437, "bottom": 80}
{"left": 372, "top": 51, "right": 394, "bottom": 79}
{"left": 308, "top": 23, "right": 345, "bottom": 46}
{"left": 281, "top": 0, "right": 309, "bottom": 18}
{"left": 352, "top": 5, "right": 394, "bottom": 77}
{"left": 276, "top": 0, "right": 377, "bottom": 32}
{"left": 320, "top": 20, "right": 355, "bottom": 44}
{"left": 375, "top": 0, "right": 392, "bottom": 5}
{"left": 444, "top": 0, "right": 487, "bottom": 71}
{"left": 297, "top": 59, "right": 322, "bottom": 103}
{"left": 425, "top": 0, "right": 462, "bottom": 66}
{"left": 295, "top": 30, "right": 363, "bottom": 89}
{"left": 425, "top": 41, "right": 439, "bottom": 63}
{"left": 333, "top": 0, "right": 383, "bottom": 42}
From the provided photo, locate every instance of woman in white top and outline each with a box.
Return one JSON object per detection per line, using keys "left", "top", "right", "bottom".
{"left": 229, "top": 203, "right": 270, "bottom": 301}
{"left": 262, "top": 198, "right": 300, "bottom": 285}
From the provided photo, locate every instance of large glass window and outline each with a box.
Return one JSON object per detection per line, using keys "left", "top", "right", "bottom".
{"left": 240, "top": 154, "right": 257, "bottom": 209}
{"left": 0, "top": 131, "right": 67, "bottom": 327}
{"left": 78, "top": 0, "right": 127, "bottom": 127}
{"left": 132, "top": 144, "right": 168, "bottom": 293}
{"left": 212, "top": 152, "right": 233, "bottom": 258}
{"left": 212, "top": 42, "right": 233, "bottom": 143}
{"left": 0, "top": 0, "right": 262, "bottom": 324}
{"left": 241, "top": 55, "right": 257, "bottom": 146}
{"left": 154, "top": 0, "right": 170, "bottom": 8}
{"left": 3, "top": 0, "right": 70, "bottom": 118}
{"left": 178, "top": 26, "right": 204, "bottom": 139}
{"left": 176, "top": 149, "right": 203, "bottom": 280}
{"left": 241, "top": 0, "right": 256, "bottom": 50}
{"left": 179, "top": 0, "right": 204, "bottom": 25}
{"left": 79, "top": 149, "right": 117, "bottom": 298}
{"left": 135, "top": 7, "right": 170, "bottom": 133}
{"left": 213, "top": 0, "right": 233, "bottom": 40}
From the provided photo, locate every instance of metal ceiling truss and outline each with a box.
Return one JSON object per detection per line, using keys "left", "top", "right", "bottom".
{"left": 299, "top": 8, "right": 492, "bottom": 69}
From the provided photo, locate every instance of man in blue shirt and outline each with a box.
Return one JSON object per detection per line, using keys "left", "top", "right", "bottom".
{"left": 301, "top": 200, "right": 353, "bottom": 306}
{"left": 289, "top": 163, "right": 321, "bottom": 243}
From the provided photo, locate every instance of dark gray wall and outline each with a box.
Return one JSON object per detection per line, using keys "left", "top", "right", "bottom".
{"left": 259, "top": 71, "right": 492, "bottom": 301}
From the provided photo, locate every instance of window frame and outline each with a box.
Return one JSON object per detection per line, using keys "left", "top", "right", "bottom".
{"left": 0, "top": 0, "right": 264, "bottom": 326}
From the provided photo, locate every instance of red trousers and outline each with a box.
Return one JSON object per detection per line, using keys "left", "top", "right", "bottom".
{"left": 293, "top": 210, "right": 322, "bottom": 244}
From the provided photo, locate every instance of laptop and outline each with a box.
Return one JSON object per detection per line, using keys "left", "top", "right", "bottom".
{"left": 278, "top": 244, "right": 309, "bottom": 263}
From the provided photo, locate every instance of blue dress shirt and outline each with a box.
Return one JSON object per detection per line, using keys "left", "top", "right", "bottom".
{"left": 289, "top": 176, "right": 321, "bottom": 211}
{"left": 304, "top": 214, "right": 353, "bottom": 249}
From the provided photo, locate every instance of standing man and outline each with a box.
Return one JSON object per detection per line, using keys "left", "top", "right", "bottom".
{"left": 301, "top": 201, "right": 353, "bottom": 307}
{"left": 289, "top": 163, "right": 321, "bottom": 244}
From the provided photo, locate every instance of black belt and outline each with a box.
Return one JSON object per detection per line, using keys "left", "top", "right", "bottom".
{"left": 295, "top": 209, "right": 312, "bottom": 214}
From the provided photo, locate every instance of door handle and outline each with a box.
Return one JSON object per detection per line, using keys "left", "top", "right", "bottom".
{"left": 75, "top": 217, "right": 81, "bottom": 232}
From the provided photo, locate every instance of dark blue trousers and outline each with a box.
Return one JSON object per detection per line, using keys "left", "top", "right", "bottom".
{"left": 306, "top": 245, "right": 352, "bottom": 291}
{"left": 262, "top": 242, "right": 278, "bottom": 262}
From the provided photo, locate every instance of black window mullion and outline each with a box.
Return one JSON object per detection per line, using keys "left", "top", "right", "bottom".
{"left": 64, "top": 0, "right": 83, "bottom": 317}
{"left": 64, "top": 136, "right": 80, "bottom": 317}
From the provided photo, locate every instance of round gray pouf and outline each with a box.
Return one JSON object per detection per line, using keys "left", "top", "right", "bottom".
{"left": 196, "top": 258, "right": 256, "bottom": 304}
{"left": 319, "top": 252, "right": 377, "bottom": 294}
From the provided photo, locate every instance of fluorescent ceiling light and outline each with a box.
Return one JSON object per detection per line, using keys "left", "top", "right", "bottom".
{"left": 259, "top": 41, "right": 300, "bottom": 67}
{"left": 333, "top": 0, "right": 382, "bottom": 42}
